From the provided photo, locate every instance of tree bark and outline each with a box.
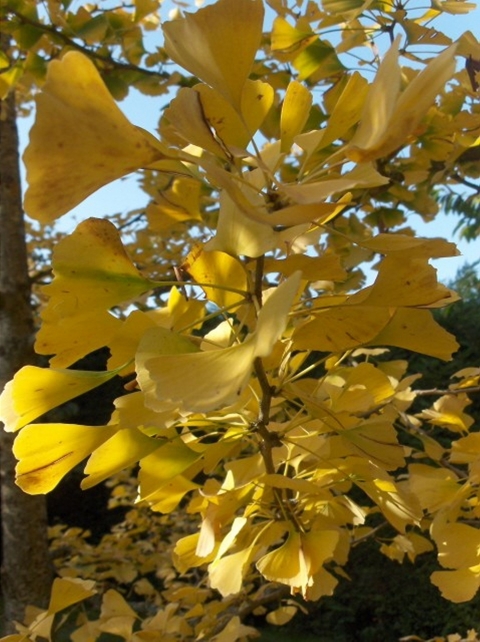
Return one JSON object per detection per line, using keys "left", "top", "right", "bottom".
{"left": 0, "top": 35, "right": 53, "bottom": 634}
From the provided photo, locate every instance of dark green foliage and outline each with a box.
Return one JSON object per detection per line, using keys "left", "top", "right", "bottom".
{"left": 436, "top": 191, "right": 480, "bottom": 240}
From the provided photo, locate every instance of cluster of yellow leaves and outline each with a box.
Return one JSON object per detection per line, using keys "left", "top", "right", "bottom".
{"left": 2, "top": 0, "right": 480, "bottom": 633}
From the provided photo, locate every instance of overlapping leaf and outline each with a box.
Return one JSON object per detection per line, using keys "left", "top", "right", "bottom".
{"left": 23, "top": 51, "right": 174, "bottom": 222}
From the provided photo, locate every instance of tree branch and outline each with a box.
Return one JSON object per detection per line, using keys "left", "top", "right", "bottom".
{"left": 6, "top": 6, "right": 169, "bottom": 80}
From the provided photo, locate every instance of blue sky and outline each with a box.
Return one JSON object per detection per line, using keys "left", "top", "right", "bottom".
{"left": 18, "top": 0, "right": 480, "bottom": 285}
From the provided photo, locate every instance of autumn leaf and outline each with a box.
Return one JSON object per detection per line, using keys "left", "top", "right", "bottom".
{"left": 163, "top": 0, "right": 264, "bottom": 109}
{"left": 0, "top": 365, "right": 121, "bottom": 432}
{"left": 23, "top": 51, "right": 173, "bottom": 222}
{"left": 348, "top": 37, "right": 457, "bottom": 162}
{"left": 36, "top": 218, "right": 155, "bottom": 367}
{"left": 137, "top": 272, "right": 301, "bottom": 413}
{"left": 14, "top": 423, "right": 117, "bottom": 493}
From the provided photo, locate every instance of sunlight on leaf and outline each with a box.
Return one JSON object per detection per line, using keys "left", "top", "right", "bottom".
{"left": 14, "top": 423, "right": 116, "bottom": 493}
{"left": 137, "top": 272, "right": 301, "bottom": 412}
{"left": 23, "top": 51, "right": 170, "bottom": 222}
{"left": 36, "top": 218, "right": 154, "bottom": 367}
{"left": 0, "top": 365, "right": 120, "bottom": 432}
{"left": 163, "top": 0, "right": 264, "bottom": 109}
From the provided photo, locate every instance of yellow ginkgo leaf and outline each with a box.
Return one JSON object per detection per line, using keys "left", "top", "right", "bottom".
{"left": 348, "top": 38, "right": 457, "bottom": 162}
{"left": 431, "top": 522, "right": 480, "bottom": 569}
{"left": 210, "top": 616, "right": 259, "bottom": 642}
{"left": 266, "top": 606, "right": 298, "bottom": 626}
{"left": 431, "top": 568, "right": 480, "bottom": 603}
{"left": 100, "top": 589, "right": 137, "bottom": 621}
{"left": 271, "top": 16, "right": 315, "bottom": 53}
{"left": 36, "top": 218, "right": 154, "bottom": 366}
{"left": 339, "top": 420, "right": 405, "bottom": 471}
{"left": 257, "top": 530, "right": 307, "bottom": 587}
{"left": 293, "top": 305, "right": 392, "bottom": 353}
{"left": 318, "top": 72, "right": 369, "bottom": 150}
{"left": 408, "top": 464, "right": 462, "bottom": 512}
{"left": 0, "top": 365, "right": 120, "bottom": 432}
{"left": 14, "top": 423, "right": 116, "bottom": 493}
{"left": 419, "top": 394, "right": 474, "bottom": 433}
{"left": 182, "top": 247, "right": 248, "bottom": 307}
{"left": 82, "top": 427, "right": 160, "bottom": 489}
{"left": 280, "top": 163, "right": 389, "bottom": 204}
{"left": 163, "top": 0, "right": 264, "bottom": 109}
{"left": 48, "top": 578, "right": 96, "bottom": 614}
{"left": 163, "top": 87, "right": 228, "bottom": 158}
{"left": 138, "top": 439, "right": 201, "bottom": 503}
{"left": 356, "top": 476, "right": 421, "bottom": 533}
{"left": 208, "top": 542, "right": 257, "bottom": 597}
{"left": 206, "top": 190, "right": 277, "bottom": 258}
{"left": 265, "top": 254, "right": 346, "bottom": 282}
{"left": 168, "top": 81, "right": 274, "bottom": 155}
{"left": 369, "top": 308, "right": 458, "bottom": 360}
{"left": 137, "top": 272, "right": 301, "bottom": 413}
{"left": 23, "top": 51, "right": 169, "bottom": 222}
{"left": 280, "top": 80, "right": 312, "bottom": 152}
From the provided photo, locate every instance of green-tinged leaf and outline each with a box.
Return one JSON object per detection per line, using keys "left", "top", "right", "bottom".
{"left": 294, "top": 39, "right": 346, "bottom": 81}
{"left": 36, "top": 218, "right": 154, "bottom": 366}
{"left": 82, "top": 428, "right": 161, "bottom": 489}
{"left": 138, "top": 439, "right": 201, "bottom": 503}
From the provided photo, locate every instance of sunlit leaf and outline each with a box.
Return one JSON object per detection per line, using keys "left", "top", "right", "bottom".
{"left": 369, "top": 308, "right": 459, "bottom": 360}
{"left": 0, "top": 365, "right": 120, "bottom": 432}
{"left": 163, "top": 0, "right": 264, "bottom": 109}
{"left": 82, "top": 427, "right": 160, "bottom": 489}
{"left": 14, "top": 423, "right": 116, "bottom": 493}
{"left": 431, "top": 568, "right": 480, "bottom": 603}
{"left": 348, "top": 38, "right": 457, "bottom": 161}
{"left": 182, "top": 248, "right": 248, "bottom": 307}
{"left": 23, "top": 52, "right": 169, "bottom": 222}
{"left": 280, "top": 81, "right": 312, "bottom": 152}
{"left": 137, "top": 272, "right": 301, "bottom": 412}
{"left": 293, "top": 305, "right": 391, "bottom": 352}
{"left": 36, "top": 218, "right": 154, "bottom": 366}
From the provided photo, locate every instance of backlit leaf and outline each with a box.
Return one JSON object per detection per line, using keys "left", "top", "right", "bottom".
{"left": 280, "top": 81, "right": 312, "bottom": 152}
{"left": 23, "top": 52, "right": 169, "bottom": 222}
{"left": 348, "top": 38, "right": 457, "bottom": 161}
{"left": 36, "top": 218, "right": 154, "bottom": 366}
{"left": 137, "top": 272, "right": 301, "bottom": 413}
{"left": 14, "top": 423, "right": 116, "bottom": 494}
{"left": 163, "top": 0, "right": 264, "bottom": 109}
{"left": 369, "top": 308, "right": 459, "bottom": 360}
{"left": 182, "top": 248, "right": 248, "bottom": 307}
{"left": 0, "top": 366, "right": 120, "bottom": 432}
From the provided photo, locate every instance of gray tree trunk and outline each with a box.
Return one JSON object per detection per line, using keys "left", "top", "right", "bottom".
{"left": 0, "top": 34, "right": 53, "bottom": 634}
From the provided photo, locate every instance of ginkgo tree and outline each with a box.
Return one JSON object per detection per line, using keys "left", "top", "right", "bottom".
{"left": 1, "top": 0, "right": 480, "bottom": 639}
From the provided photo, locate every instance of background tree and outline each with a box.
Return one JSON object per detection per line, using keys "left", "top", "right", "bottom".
{"left": 0, "top": 30, "right": 52, "bottom": 632}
